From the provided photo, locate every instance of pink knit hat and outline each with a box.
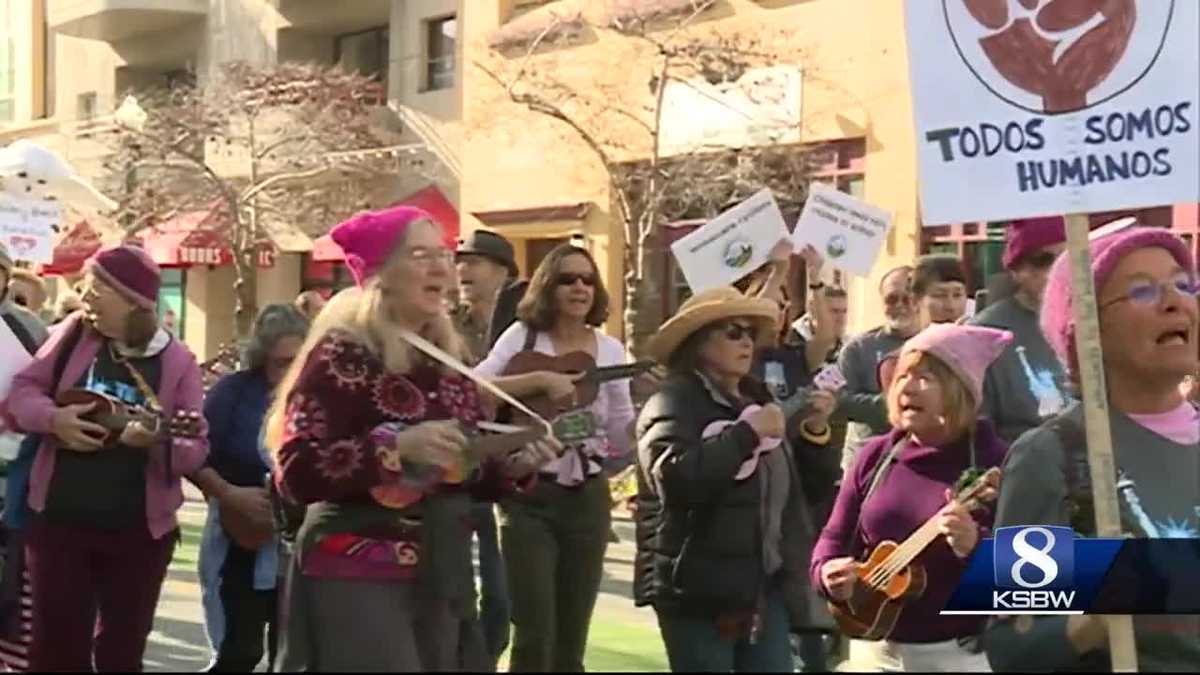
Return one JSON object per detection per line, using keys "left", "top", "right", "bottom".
{"left": 1040, "top": 226, "right": 1195, "bottom": 380}
{"left": 85, "top": 245, "right": 161, "bottom": 310}
{"left": 1003, "top": 216, "right": 1067, "bottom": 269}
{"left": 330, "top": 206, "right": 436, "bottom": 286}
{"left": 900, "top": 323, "right": 1014, "bottom": 408}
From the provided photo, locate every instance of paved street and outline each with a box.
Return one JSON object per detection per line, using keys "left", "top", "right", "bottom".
{"left": 143, "top": 491, "right": 656, "bottom": 672}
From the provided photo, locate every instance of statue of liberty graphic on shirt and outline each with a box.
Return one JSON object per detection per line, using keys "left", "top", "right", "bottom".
{"left": 1015, "top": 345, "right": 1066, "bottom": 418}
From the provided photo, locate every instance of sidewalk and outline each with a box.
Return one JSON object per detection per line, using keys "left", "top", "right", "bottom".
{"left": 144, "top": 493, "right": 663, "bottom": 672}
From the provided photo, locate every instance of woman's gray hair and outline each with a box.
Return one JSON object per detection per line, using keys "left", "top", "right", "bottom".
{"left": 244, "top": 304, "right": 310, "bottom": 372}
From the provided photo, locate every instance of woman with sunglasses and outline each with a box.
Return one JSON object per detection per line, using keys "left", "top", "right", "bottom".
{"left": 969, "top": 216, "right": 1070, "bottom": 443}
{"left": 986, "top": 226, "right": 1200, "bottom": 672}
{"left": 475, "top": 244, "right": 636, "bottom": 672}
{"left": 634, "top": 287, "right": 824, "bottom": 672}
{"left": 195, "top": 304, "right": 308, "bottom": 672}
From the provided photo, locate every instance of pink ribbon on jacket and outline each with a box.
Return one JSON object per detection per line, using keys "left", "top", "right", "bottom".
{"left": 702, "top": 404, "right": 783, "bottom": 481}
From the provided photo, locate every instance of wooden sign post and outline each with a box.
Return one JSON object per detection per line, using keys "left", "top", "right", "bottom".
{"left": 1063, "top": 213, "right": 1137, "bottom": 672}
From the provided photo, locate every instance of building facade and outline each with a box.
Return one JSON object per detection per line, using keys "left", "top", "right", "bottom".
{"left": 1, "top": 0, "right": 463, "bottom": 359}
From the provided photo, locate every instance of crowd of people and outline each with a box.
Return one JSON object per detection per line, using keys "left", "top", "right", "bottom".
{"left": 0, "top": 206, "right": 1195, "bottom": 673}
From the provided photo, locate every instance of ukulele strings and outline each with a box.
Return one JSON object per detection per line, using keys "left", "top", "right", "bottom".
{"left": 864, "top": 489, "right": 984, "bottom": 590}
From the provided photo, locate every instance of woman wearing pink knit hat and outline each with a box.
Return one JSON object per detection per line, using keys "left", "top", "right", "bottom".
{"left": 986, "top": 226, "right": 1200, "bottom": 672}
{"left": 811, "top": 323, "right": 1012, "bottom": 671}
{"left": 262, "top": 206, "right": 557, "bottom": 671}
{"left": 6, "top": 245, "right": 209, "bottom": 671}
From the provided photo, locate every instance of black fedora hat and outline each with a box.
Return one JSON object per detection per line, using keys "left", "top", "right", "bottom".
{"left": 456, "top": 230, "right": 518, "bottom": 277}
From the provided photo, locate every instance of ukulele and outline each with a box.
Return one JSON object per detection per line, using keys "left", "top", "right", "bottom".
{"left": 699, "top": 387, "right": 819, "bottom": 481}
{"left": 827, "top": 466, "right": 1001, "bottom": 640}
{"left": 500, "top": 350, "right": 655, "bottom": 422}
{"left": 55, "top": 388, "right": 204, "bottom": 447}
{"left": 369, "top": 414, "right": 599, "bottom": 509}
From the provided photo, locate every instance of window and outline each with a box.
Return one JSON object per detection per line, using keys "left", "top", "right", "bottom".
{"left": 158, "top": 269, "right": 186, "bottom": 338}
{"left": 425, "top": 16, "right": 456, "bottom": 92}
{"left": 336, "top": 26, "right": 389, "bottom": 90}
{"left": 77, "top": 91, "right": 97, "bottom": 120}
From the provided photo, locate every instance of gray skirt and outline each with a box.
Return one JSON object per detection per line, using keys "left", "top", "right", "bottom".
{"left": 273, "top": 556, "right": 489, "bottom": 672}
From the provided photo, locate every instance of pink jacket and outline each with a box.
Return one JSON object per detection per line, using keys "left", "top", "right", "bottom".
{"left": 7, "top": 313, "right": 209, "bottom": 539}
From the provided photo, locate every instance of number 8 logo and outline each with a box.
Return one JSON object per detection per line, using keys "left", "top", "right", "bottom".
{"left": 1010, "top": 526, "right": 1060, "bottom": 589}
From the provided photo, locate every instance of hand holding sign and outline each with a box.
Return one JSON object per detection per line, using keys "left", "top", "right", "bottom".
{"left": 670, "top": 189, "right": 790, "bottom": 293}
{"left": 791, "top": 183, "right": 892, "bottom": 277}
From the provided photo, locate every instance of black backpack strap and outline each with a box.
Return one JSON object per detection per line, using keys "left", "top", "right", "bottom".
{"left": 49, "top": 319, "right": 86, "bottom": 396}
{"left": 846, "top": 435, "right": 908, "bottom": 553}
{"left": 522, "top": 323, "right": 538, "bottom": 351}
{"left": 2, "top": 313, "right": 37, "bottom": 357}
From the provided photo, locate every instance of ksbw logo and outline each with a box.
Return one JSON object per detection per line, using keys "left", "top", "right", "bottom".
{"left": 992, "top": 526, "right": 1077, "bottom": 612}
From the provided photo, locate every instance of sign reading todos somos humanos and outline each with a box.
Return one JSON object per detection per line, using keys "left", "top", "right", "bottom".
{"left": 906, "top": 0, "right": 1200, "bottom": 225}
{"left": 670, "top": 188, "right": 789, "bottom": 293}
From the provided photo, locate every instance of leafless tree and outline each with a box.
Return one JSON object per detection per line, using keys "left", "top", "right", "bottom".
{"left": 477, "top": 0, "right": 815, "bottom": 356}
{"left": 100, "top": 61, "right": 432, "bottom": 337}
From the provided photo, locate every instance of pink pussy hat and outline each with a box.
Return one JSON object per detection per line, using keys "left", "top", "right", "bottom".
{"left": 900, "top": 323, "right": 1014, "bottom": 409}
{"left": 1003, "top": 216, "right": 1066, "bottom": 269}
{"left": 330, "top": 206, "right": 436, "bottom": 287}
{"left": 1040, "top": 225, "right": 1194, "bottom": 381}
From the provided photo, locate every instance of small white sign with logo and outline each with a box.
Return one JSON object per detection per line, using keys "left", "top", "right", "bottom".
{"left": 0, "top": 195, "right": 59, "bottom": 264}
{"left": 791, "top": 183, "right": 892, "bottom": 277}
{"left": 670, "top": 189, "right": 789, "bottom": 293}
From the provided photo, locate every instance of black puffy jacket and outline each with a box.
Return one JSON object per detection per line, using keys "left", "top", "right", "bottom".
{"left": 633, "top": 371, "right": 816, "bottom": 627}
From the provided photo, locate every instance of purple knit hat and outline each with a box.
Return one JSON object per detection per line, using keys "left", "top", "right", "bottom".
{"left": 85, "top": 245, "right": 161, "bottom": 310}
{"left": 900, "top": 323, "right": 1013, "bottom": 408}
{"left": 330, "top": 206, "right": 435, "bottom": 287}
{"left": 1003, "top": 216, "right": 1067, "bottom": 269}
{"left": 1040, "top": 226, "right": 1196, "bottom": 379}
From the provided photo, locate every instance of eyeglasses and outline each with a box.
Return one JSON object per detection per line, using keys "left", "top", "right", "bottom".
{"left": 883, "top": 291, "right": 913, "bottom": 307}
{"left": 400, "top": 247, "right": 454, "bottom": 266}
{"left": 556, "top": 272, "right": 596, "bottom": 287}
{"left": 1100, "top": 276, "right": 1200, "bottom": 310}
{"left": 721, "top": 322, "right": 758, "bottom": 342}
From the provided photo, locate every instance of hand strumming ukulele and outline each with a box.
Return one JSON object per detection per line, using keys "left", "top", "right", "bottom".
{"left": 828, "top": 467, "right": 1001, "bottom": 640}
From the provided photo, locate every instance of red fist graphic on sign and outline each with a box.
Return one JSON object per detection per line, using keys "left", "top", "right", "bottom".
{"left": 961, "top": 0, "right": 1137, "bottom": 113}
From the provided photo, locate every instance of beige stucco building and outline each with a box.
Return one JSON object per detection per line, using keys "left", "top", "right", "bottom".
{"left": 2, "top": 0, "right": 463, "bottom": 360}
{"left": 462, "top": 0, "right": 922, "bottom": 335}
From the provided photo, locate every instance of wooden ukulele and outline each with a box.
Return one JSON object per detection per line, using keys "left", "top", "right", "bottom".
{"left": 369, "top": 414, "right": 598, "bottom": 509}
{"left": 828, "top": 467, "right": 1001, "bottom": 640}
{"left": 500, "top": 350, "right": 655, "bottom": 422}
{"left": 55, "top": 389, "right": 204, "bottom": 448}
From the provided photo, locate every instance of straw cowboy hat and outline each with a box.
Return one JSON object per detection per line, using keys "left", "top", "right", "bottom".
{"left": 648, "top": 287, "right": 780, "bottom": 364}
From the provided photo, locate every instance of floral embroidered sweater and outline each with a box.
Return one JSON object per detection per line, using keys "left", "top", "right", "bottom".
{"left": 275, "top": 329, "right": 527, "bottom": 581}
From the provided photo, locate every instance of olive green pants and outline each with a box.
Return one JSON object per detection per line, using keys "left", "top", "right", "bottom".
{"left": 499, "top": 476, "right": 611, "bottom": 672}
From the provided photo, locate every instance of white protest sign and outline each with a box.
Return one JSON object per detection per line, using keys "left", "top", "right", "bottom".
{"left": 670, "top": 188, "right": 788, "bottom": 293}
{"left": 906, "top": 0, "right": 1200, "bottom": 225}
{"left": 0, "top": 195, "right": 59, "bottom": 264}
{"left": 791, "top": 183, "right": 892, "bottom": 276}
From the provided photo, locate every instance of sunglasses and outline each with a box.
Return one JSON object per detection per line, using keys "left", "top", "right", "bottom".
{"left": 1101, "top": 277, "right": 1200, "bottom": 310}
{"left": 556, "top": 272, "right": 597, "bottom": 287}
{"left": 720, "top": 322, "right": 758, "bottom": 342}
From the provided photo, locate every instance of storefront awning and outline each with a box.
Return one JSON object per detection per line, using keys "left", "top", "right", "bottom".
{"left": 136, "top": 208, "right": 279, "bottom": 269}
{"left": 38, "top": 220, "right": 103, "bottom": 276}
{"left": 310, "top": 185, "right": 460, "bottom": 263}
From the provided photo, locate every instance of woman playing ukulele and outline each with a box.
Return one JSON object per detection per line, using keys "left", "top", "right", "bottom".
{"left": 810, "top": 324, "right": 1010, "bottom": 672}
{"left": 475, "top": 244, "right": 636, "bottom": 672}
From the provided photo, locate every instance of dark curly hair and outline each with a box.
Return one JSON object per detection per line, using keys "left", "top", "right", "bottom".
{"left": 516, "top": 244, "right": 609, "bottom": 331}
